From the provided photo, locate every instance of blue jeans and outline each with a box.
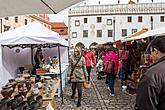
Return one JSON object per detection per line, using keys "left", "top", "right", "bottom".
{"left": 107, "top": 74, "right": 115, "bottom": 94}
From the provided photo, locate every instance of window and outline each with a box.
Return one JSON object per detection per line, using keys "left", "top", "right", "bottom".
{"left": 108, "top": 30, "right": 113, "bottom": 37}
{"left": 4, "top": 25, "right": 10, "bottom": 32}
{"left": 15, "top": 16, "right": 18, "bottom": 23}
{"left": 132, "top": 29, "right": 137, "bottom": 34}
{"left": 143, "top": 28, "right": 148, "bottom": 31}
{"left": 138, "top": 16, "right": 142, "bottom": 22}
{"left": 122, "top": 29, "right": 127, "bottom": 37}
{"left": 60, "top": 30, "right": 64, "bottom": 32}
{"left": 97, "top": 30, "right": 102, "bottom": 37}
{"left": 25, "top": 19, "right": 28, "bottom": 25}
{"left": 128, "top": 16, "right": 132, "bottom": 22}
{"left": 4, "top": 17, "right": 8, "bottom": 20}
{"left": 72, "top": 32, "right": 77, "bottom": 38}
{"left": 83, "top": 30, "right": 88, "bottom": 37}
{"left": 107, "top": 19, "right": 112, "bottom": 25}
{"left": 160, "top": 16, "right": 164, "bottom": 22}
{"left": 97, "top": 17, "right": 102, "bottom": 23}
{"left": 75, "top": 20, "right": 80, "bottom": 26}
{"left": 84, "top": 18, "right": 87, "bottom": 23}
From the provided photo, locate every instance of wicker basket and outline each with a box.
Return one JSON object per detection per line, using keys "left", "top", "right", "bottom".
{"left": 36, "top": 68, "right": 48, "bottom": 74}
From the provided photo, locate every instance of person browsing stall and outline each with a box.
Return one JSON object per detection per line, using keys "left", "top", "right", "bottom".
{"left": 136, "top": 35, "right": 165, "bottom": 110}
{"left": 70, "top": 47, "right": 88, "bottom": 107}
{"left": 34, "top": 48, "right": 45, "bottom": 68}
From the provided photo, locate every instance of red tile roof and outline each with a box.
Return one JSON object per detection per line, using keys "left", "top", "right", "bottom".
{"left": 51, "top": 22, "right": 68, "bottom": 35}
{"left": 128, "top": 0, "right": 136, "bottom": 4}
{"left": 51, "top": 22, "right": 68, "bottom": 29}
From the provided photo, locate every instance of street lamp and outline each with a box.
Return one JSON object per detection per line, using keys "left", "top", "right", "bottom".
{"left": 113, "top": 17, "right": 116, "bottom": 42}
{"left": 150, "top": 16, "right": 153, "bottom": 30}
{"left": 0, "top": 18, "right": 2, "bottom": 33}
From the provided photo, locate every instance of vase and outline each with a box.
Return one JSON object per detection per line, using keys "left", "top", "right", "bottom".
{"left": 1, "top": 84, "right": 13, "bottom": 98}
{"left": 8, "top": 79, "right": 17, "bottom": 91}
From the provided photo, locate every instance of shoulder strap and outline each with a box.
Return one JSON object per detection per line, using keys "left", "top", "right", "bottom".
{"left": 71, "top": 55, "right": 82, "bottom": 75}
{"left": 86, "top": 54, "right": 91, "bottom": 61}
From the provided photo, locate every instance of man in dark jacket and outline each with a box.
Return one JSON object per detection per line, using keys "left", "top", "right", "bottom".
{"left": 136, "top": 35, "right": 165, "bottom": 110}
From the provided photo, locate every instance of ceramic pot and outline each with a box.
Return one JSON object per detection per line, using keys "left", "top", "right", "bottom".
{"left": 27, "top": 95, "right": 35, "bottom": 106}
{"left": 0, "top": 98, "right": 9, "bottom": 110}
{"left": 36, "top": 95, "right": 43, "bottom": 108}
{"left": 8, "top": 79, "right": 17, "bottom": 91}
{"left": 30, "top": 101, "right": 39, "bottom": 110}
{"left": 1, "top": 84, "right": 13, "bottom": 98}
{"left": 23, "top": 74, "right": 30, "bottom": 80}
{"left": 14, "top": 94, "right": 23, "bottom": 104}
{"left": 17, "top": 82, "right": 24, "bottom": 91}
{"left": 25, "top": 80, "right": 31, "bottom": 91}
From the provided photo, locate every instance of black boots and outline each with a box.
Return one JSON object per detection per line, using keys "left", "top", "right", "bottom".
{"left": 77, "top": 102, "right": 81, "bottom": 107}
{"left": 71, "top": 94, "right": 74, "bottom": 99}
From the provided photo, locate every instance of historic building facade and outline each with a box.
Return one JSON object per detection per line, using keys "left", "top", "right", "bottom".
{"left": 68, "top": 2, "right": 165, "bottom": 48}
{"left": 0, "top": 14, "right": 51, "bottom": 33}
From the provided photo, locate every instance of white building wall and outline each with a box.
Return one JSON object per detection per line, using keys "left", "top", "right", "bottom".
{"left": 69, "top": 3, "right": 165, "bottom": 48}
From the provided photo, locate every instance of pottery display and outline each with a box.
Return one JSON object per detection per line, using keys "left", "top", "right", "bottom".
{"left": 25, "top": 80, "right": 32, "bottom": 91}
{"left": 36, "top": 95, "right": 43, "bottom": 108}
{"left": 23, "top": 73, "right": 30, "bottom": 80}
{"left": 18, "top": 87, "right": 28, "bottom": 98}
{"left": 14, "top": 94, "right": 23, "bottom": 104}
{"left": 0, "top": 97, "right": 9, "bottom": 110}
{"left": 7, "top": 79, "right": 17, "bottom": 91}
{"left": 1, "top": 84, "right": 13, "bottom": 98}
{"left": 29, "top": 101, "right": 39, "bottom": 110}
{"left": 27, "top": 95, "right": 35, "bottom": 106}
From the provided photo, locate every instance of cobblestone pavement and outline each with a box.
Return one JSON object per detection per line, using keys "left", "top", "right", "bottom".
{"left": 55, "top": 69, "right": 136, "bottom": 110}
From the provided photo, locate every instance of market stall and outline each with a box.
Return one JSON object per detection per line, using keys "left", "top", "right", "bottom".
{"left": 0, "top": 22, "right": 69, "bottom": 105}
{"left": 123, "top": 26, "right": 165, "bottom": 42}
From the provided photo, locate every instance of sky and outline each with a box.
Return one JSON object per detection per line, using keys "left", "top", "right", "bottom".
{"left": 48, "top": 0, "right": 165, "bottom": 25}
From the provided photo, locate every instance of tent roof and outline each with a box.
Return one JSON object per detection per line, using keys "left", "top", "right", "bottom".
{"left": 123, "top": 26, "right": 165, "bottom": 42}
{"left": 0, "top": 0, "right": 83, "bottom": 18}
{"left": 0, "top": 21, "right": 68, "bottom": 47}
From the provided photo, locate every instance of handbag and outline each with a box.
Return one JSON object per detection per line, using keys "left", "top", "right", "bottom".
{"left": 83, "top": 80, "right": 91, "bottom": 89}
{"left": 69, "top": 55, "right": 82, "bottom": 83}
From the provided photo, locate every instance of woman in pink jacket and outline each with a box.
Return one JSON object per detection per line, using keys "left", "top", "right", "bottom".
{"left": 82, "top": 48, "right": 96, "bottom": 82}
{"left": 103, "top": 43, "right": 119, "bottom": 96}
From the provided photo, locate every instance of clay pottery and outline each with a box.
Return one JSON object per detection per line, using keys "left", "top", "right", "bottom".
{"left": 14, "top": 101, "right": 28, "bottom": 110}
{"left": 25, "top": 80, "right": 31, "bottom": 91}
{"left": 1, "top": 84, "right": 13, "bottom": 98}
{"left": 36, "top": 95, "right": 43, "bottom": 108}
{"left": 0, "top": 97, "right": 9, "bottom": 110}
{"left": 7, "top": 98, "right": 17, "bottom": 110}
{"left": 30, "top": 76, "right": 35, "bottom": 85}
{"left": 27, "top": 95, "right": 35, "bottom": 106}
{"left": 14, "top": 94, "right": 23, "bottom": 104}
{"left": 19, "top": 87, "right": 28, "bottom": 98}
{"left": 15, "top": 77, "right": 25, "bottom": 83}
{"left": 30, "top": 101, "right": 39, "bottom": 110}
{"left": 23, "top": 74, "right": 30, "bottom": 80}
{"left": 17, "top": 82, "right": 24, "bottom": 91}
{"left": 8, "top": 79, "right": 17, "bottom": 91}
{"left": 17, "top": 73, "right": 23, "bottom": 78}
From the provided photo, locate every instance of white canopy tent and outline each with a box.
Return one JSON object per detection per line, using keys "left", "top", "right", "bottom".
{"left": 0, "top": 0, "right": 84, "bottom": 18}
{"left": 123, "top": 26, "right": 165, "bottom": 42}
{"left": 0, "top": 21, "right": 69, "bottom": 88}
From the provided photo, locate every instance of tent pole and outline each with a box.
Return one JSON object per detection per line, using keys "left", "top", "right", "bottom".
{"left": 58, "top": 45, "right": 64, "bottom": 104}
{"left": 31, "top": 47, "right": 34, "bottom": 65}
{"left": 67, "top": 47, "right": 70, "bottom": 65}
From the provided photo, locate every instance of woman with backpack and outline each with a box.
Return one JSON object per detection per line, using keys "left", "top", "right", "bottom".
{"left": 103, "top": 42, "right": 118, "bottom": 96}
